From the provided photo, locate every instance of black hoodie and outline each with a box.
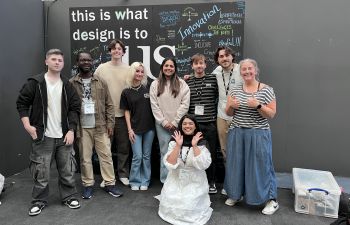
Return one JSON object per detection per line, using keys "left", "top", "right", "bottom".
{"left": 16, "top": 73, "right": 81, "bottom": 142}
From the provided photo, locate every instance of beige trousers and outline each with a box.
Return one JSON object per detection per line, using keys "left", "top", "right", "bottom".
{"left": 79, "top": 128, "right": 116, "bottom": 187}
{"left": 217, "top": 117, "right": 231, "bottom": 160}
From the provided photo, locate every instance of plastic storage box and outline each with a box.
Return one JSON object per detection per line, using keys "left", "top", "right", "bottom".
{"left": 292, "top": 168, "right": 341, "bottom": 218}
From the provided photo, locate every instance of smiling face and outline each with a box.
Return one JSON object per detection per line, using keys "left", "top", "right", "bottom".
{"left": 240, "top": 61, "right": 257, "bottom": 82}
{"left": 77, "top": 53, "right": 93, "bottom": 74}
{"left": 45, "top": 54, "right": 64, "bottom": 73}
{"left": 181, "top": 118, "right": 196, "bottom": 135}
{"left": 134, "top": 65, "right": 144, "bottom": 83}
{"left": 217, "top": 49, "right": 234, "bottom": 70}
{"left": 191, "top": 59, "right": 206, "bottom": 76}
{"left": 110, "top": 43, "right": 124, "bottom": 61}
{"left": 162, "top": 59, "right": 176, "bottom": 79}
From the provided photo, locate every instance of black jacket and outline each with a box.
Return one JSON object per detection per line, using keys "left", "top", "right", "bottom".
{"left": 16, "top": 73, "right": 81, "bottom": 142}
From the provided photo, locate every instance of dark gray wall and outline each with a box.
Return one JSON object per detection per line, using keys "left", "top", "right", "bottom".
{"left": 40, "top": 0, "right": 350, "bottom": 176}
{"left": 0, "top": 1, "right": 44, "bottom": 176}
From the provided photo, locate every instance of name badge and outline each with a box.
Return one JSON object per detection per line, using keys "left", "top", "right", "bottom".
{"left": 84, "top": 102, "right": 95, "bottom": 114}
{"left": 195, "top": 105, "right": 204, "bottom": 115}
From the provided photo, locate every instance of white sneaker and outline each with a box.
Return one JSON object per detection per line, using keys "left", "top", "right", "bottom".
{"left": 140, "top": 186, "right": 148, "bottom": 191}
{"left": 225, "top": 197, "right": 243, "bottom": 206}
{"left": 262, "top": 200, "right": 279, "bottom": 215}
{"left": 100, "top": 180, "right": 105, "bottom": 188}
{"left": 131, "top": 186, "right": 139, "bottom": 191}
{"left": 221, "top": 189, "right": 227, "bottom": 195}
{"left": 119, "top": 178, "right": 129, "bottom": 186}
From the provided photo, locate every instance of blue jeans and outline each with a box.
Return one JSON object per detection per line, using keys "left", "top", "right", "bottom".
{"left": 129, "top": 129, "right": 155, "bottom": 187}
{"left": 224, "top": 128, "right": 277, "bottom": 205}
{"left": 155, "top": 123, "right": 172, "bottom": 183}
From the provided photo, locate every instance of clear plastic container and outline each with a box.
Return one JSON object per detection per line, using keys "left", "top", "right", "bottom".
{"left": 293, "top": 168, "right": 341, "bottom": 218}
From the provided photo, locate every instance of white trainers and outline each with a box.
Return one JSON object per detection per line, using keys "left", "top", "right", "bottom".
{"left": 262, "top": 200, "right": 279, "bottom": 215}
{"left": 221, "top": 189, "right": 227, "bottom": 195}
{"left": 100, "top": 180, "right": 105, "bottom": 188}
{"left": 131, "top": 186, "right": 139, "bottom": 191}
{"left": 119, "top": 178, "right": 129, "bottom": 186}
{"left": 140, "top": 186, "right": 148, "bottom": 191}
{"left": 225, "top": 197, "right": 243, "bottom": 206}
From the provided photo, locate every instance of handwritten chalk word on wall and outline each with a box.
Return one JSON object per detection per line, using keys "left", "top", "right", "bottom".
{"left": 178, "top": 4, "right": 221, "bottom": 41}
{"left": 159, "top": 11, "right": 181, "bottom": 28}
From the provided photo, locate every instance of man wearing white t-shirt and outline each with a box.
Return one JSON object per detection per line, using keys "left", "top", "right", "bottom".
{"left": 17, "top": 49, "right": 81, "bottom": 216}
{"left": 212, "top": 47, "right": 243, "bottom": 162}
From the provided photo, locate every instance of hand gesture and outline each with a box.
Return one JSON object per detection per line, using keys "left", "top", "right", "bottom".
{"left": 64, "top": 130, "right": 74, "bottom": 145}
{"left": 172, "top": 130, "right": 183, "bottom": 146}
{"left": 128, "top": 129, "right": 136, "bottom": 144}
{"left": 25, "top": 125, "right": 37, "bottom": 140}
{"left": 247, "top": 94, "right": 260, "bottom": 108}
{"left": 107, "top": 128, "right": 114, "bottom": 137}
{"left": 164, "top": 122, "right": 176, "bottom": 132}
{"left": 227, "top": 95, "right": 240, "bottom": 109}
{"left": 191, "top": 132, "right": 203, "bottom": 147}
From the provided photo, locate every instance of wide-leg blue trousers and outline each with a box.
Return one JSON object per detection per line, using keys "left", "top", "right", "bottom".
{"left": 224, "top": 128, "right": 277, "bottom": 205}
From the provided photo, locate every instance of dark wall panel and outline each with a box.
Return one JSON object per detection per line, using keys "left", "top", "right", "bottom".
{"left": 41, "top": 0, "right": 350, "bottom": 176}
{"left": 0, "top": 1, "right": 44, "bottom": 176}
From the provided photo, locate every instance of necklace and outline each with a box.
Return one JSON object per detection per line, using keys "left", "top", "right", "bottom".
{"left": 131, "top": 84, "right": 142, "bottom": 91}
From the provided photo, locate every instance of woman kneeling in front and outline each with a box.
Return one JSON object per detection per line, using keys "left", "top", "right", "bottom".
{"left": 157, "top": 114, "right": 213, "bottom": 225}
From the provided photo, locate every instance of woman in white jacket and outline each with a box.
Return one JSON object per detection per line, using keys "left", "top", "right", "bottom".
{"left": 157, "top": 114, "right": 212, "bottom": 225}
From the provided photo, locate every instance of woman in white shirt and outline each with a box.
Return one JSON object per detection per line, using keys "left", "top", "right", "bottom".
{"left": 157, "top": 114, "right": 212, "bottom": 225}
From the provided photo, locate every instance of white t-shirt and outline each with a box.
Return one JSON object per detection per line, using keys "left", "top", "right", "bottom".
{"left": 44, "top": 73, "right": 63, "bottom": 138}
{"left": 212, "top": 64, "right": 243, "bottom": 121}
{"left": 81, "top": 78, "right": 95, "bottom": 128}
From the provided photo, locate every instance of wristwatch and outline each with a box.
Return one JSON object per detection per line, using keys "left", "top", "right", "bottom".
{"left": 256, "top": 104, "right": 262, "bottom": 109}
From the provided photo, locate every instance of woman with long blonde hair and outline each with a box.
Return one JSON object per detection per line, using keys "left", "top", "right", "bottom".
{"left": 120, "top": 62, "right": 155, "bottom": 190}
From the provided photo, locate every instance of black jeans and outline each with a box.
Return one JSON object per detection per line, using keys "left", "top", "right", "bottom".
{"left": 198, "top": 122, "right": 218, "bottom": 184}
{"left": 30, "top": 137, "right": 77, "bottom": 205}
{"left": 113, "top": 117, "right": 131, "bottom": 178}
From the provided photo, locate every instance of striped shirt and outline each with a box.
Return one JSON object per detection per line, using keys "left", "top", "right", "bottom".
{"left": 229, "top": 84, "right": 276, "bottom": 129}
{"left": 187, "top": 73, "right": 218, "bottom": 123}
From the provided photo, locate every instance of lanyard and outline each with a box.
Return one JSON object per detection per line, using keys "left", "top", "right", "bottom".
{"left": 222, "top": 68, "right": 233, "bottom": 96}
{"left": 180, "top": 148, "right": 190, "bottom": 164}
{"left": 193, "top": 76, "right": 205, "bottom": 101}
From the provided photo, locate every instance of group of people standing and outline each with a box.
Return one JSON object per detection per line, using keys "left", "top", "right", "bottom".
{"left": 16, "top": 38, "right": 279, "bottom": 224}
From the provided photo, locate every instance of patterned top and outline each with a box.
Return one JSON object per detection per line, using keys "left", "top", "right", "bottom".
{"left": 186, "top": 74, "right": 218, "bottom": 123}
{"left": 229, "top": 84, "right": 276, "bottom": 129}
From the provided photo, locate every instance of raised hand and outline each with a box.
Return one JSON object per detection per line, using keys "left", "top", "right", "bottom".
{"left": 192, "top": 131, "right": 203, "bottom": 147}
{"left": 247, "top": 93, "right": 260, "bottom": 108}
{"left": 172, "top": 130, "right": 183, "bottom": 146}
{"left": 227, "top": 95, "right": 240, "bottom": 109}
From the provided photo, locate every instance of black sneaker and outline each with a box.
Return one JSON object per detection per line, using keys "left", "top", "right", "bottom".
{"left": 82, "top": 186, "right": 93, "bottom": 199}
{"left": 209, "top": 183, "right": 217, "bottom": 194}
{"left": 28, "top": 202, "right": 45, "bottom": 216}
{"left": 64, "top": 198, "right": 81, "bottom": 209}
{"left": 104, "top": 185, "right": 123, "bottom": 197}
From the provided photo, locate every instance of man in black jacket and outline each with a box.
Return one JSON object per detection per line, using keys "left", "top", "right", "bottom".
{"left": 16, "top": 49, "right": 81, "bottom": 216}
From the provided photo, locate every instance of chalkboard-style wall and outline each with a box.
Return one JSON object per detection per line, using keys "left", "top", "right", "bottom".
{"left": 69, "top": 2, "right": 245, "bottom": 77}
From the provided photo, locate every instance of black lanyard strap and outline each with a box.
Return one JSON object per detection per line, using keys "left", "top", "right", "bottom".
{"left": 222, "top": 68, "right": 233, "bottom": 96}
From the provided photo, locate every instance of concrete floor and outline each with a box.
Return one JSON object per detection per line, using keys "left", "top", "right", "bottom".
{"left": 0, "top": 169, "right": 337, "bottom": 225}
